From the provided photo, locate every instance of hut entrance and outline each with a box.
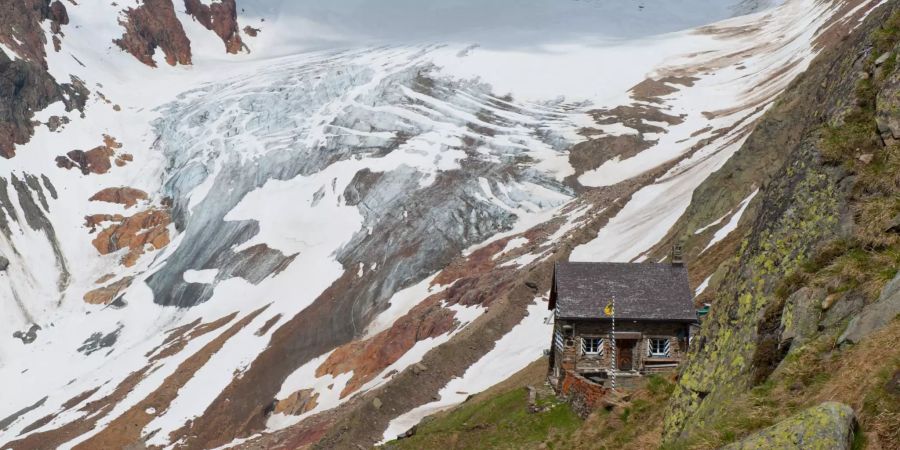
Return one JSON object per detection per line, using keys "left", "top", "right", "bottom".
{"left": 617, "top": 340, "right": 636, "bottom": 371}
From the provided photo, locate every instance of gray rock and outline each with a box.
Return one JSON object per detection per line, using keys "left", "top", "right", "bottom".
{"left": 822, "top": 292, "right": 865, "bottom": 329}
{"left": 780, "top": 287, "right": 824, "bottom": 346}
{"left": 886, "top": 213, "right": 900, "bottom": 233}
{"left": 722, "top": 402, "right": 856, "bottom": 450}
{"left": 77, "top": 325, "right": 123, "bottom": 355}
{"left": 372, "top": 397, "right": 382, "bottom": 410}
{"left": 12, "top": 324, "right": 41, "bottom": 344}
{"left": 874, "top": 51, "right": 892, "bottom": 67}
{"left": 876, "top": 59, "right": 900, "bottom": 144}
{"left": 839, "top": 271, "right": 900, "bottom": 344}
{"left": 0, "top": 255, "right": 8, "bottom": 271}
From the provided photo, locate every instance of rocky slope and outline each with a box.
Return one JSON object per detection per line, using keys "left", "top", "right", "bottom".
{"left": 378, "top": 2, "right": 900, "bottom": 449}
{"left": 662, "top": 2, "right": 900, "bottom": 447}
{"left": 0, "top": 1, "right": 892, "bottom": 449}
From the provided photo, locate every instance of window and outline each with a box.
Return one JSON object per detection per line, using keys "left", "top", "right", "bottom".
{"left": 648, "top": 338, "right": 670, "bottom": 357}
{"left": 581, "top": 337, "right": 604, "bottom": 356}
{"left": 554, "top": 328, "right": 564, "bottom": 351}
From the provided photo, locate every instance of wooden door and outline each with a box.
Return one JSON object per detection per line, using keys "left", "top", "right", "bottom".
{"left": 617, "top": 340, "right": 635, "bottom": 371}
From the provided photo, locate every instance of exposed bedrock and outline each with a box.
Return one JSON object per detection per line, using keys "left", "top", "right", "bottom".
{"left": 184, "top": 0, "right": 245, "bottom": 53}
{"left": 0, "top": 174, "right": 69, "bottom": 292}
{"left": 0, "top": 0, "right": 68, "bottom": 67}
{"left": 115, "top": 0, "right": 192, "bottom": 67}
{"left": 0, "top": 52, "right": 89, "bottom": 158}
{"left": 722, "top": 402, "right": 857, "bottom": 450}
{"left": 0, "top": 0, "right": 87, "bottom": 158}
{"left": 663, "top": 1, "right": 900, "bottom": 443}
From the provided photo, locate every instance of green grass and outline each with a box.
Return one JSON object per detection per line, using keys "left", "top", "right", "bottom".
{"left": 385, "top": 388, "right": 582, "bottom": 450}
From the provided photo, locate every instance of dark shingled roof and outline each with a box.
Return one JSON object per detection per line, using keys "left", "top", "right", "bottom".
{"left": 549, "top": 262, "right": 697, "bottom": 322}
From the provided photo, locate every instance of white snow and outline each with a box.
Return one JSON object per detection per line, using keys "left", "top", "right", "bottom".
{"left": 701, "top": 188, "right": 759, "bottom": 253}
{"left": 183, "top": 269, "right": 219, "bottom": 284}
{"left": 695, "top": 275, "right": 713, "bottom": 296}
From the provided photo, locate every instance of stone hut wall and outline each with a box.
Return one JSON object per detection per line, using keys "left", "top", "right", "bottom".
{"left": 559, "top": 370, "right": 608, "bottom": 418}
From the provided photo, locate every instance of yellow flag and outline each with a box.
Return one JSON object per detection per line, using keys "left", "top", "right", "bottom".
{"left": 603, "top": 302, "right": 614, "bottom": 317}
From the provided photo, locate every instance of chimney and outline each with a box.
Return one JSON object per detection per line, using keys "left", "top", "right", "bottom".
{"left": 672, "top": 242, "right": 684, "bottom": 267}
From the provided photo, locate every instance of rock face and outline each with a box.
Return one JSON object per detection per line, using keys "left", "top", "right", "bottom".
{"left": 0, "top": 174, "right": 70, "bottom": 299}
{"left": 779, "top": 287, "right": 825, "bottom": 347}
{"left": 83, "top": 277, "right": 134, "bottom": 305}
{"left": 0, "top": 55, "right": 88, "bottom": 159}
{"left": 839, "top": 272, "right": 900, "bottom": 344}
{"left": 184, "top": 0, "right": 245, "bottom": 54}
{"left": 315, "top": 294, "right": 459, "bottom": 398}
{"left": 0, "top": 0, "right": 68, "bottom": 66}
{"left": 115, "top": 0, "right": 192, "bottom": 67}
{"left": 723, "top": 402, "right": 856, "bottom": 450}
{"left": 89, "top": 187, "right": 149, "bottom": 208}
{"left": 273, "top": 389, "right": 319, "bottom": 416}
{"left": 875, "top": 44, "right": 899, "bottom": 145}
{"left": 0, "top": 0, "right": 88, "bottom": 159}
{"left": 86, "top": 208, "right": 171, "bottom": 267}
{"left": 663, "top": 1, "right": 899, "bottom": 443}
{"left": 55, "top": 135, "right": 130, "bottom": 174}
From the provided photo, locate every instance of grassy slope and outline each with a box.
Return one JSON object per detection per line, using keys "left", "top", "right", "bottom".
{"left": 383, "top": 359, "right": 582, "bottom": 450}
{"left": 383, "top": 358, "right": 678, "bottom": 450}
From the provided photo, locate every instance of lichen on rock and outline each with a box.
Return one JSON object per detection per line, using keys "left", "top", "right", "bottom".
{"left": 722, "top": 402, "right": 856, "bottom": 450}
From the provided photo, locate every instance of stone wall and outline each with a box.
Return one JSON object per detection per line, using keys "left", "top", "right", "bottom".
{"left": 550, "top": 319, "right": 692, "bottom": 381}
{"left": 560, "top": 370, "right": 608, "bottom": 418}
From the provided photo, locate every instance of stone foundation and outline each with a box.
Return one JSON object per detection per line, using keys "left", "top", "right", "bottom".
{"left": 559, "top": 370, "right": 608, "bottom": 417}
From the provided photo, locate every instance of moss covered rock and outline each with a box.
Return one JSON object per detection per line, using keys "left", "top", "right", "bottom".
{"left": 722, "top": 402, "right": 856, "bottom": 450}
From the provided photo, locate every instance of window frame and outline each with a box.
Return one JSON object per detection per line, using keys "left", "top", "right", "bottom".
{"left": 581, "top": 336, "right": 604, "bottom": 356}
{"left": 647, "top": 337, "right": 671, "bottom": 357}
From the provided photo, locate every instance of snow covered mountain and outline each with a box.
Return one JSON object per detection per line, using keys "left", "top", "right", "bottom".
{"left": 0, "top": 0, "right": 884, "bottom": 448}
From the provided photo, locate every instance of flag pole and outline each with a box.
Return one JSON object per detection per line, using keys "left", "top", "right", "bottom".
{"left": 610, "top": 295, "right": 616, "bottom": 392}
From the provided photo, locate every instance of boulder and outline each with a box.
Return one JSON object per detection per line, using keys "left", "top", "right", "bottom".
{"left": 781, "top": 287, "right": 824, "bottom": 345}
{"left": 875, "top": 52, "right": 900, "bottom": 145}
{"left": 0, "top": 255, "right": 8, "bottom": 271}
{"left": 874, "top": 51, "right": 892, "bottom": 67}
{"left": 723, "top": 402, "right": 856, "bottom": 450}
{"left": 822, "top": 292, "right": 865, "bottom": 329}
{"left": 886, "top": 213, "right": 900, "bottom": 234}
{"left": 839, "top": 272, "right": 900, "bottom": 344}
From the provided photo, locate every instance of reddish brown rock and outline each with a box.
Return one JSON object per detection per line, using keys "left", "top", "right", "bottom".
{"left": 83, "top": 276, "right": 134, "bottom": 304}
{"left": 115, "top": 0, "right": 192, "bottom": 67}
{"left": 315, "top": 296, "right": 458, "bottom": 398}
{"left": 56, "top": 134, "right": 125, "bottom": 175}
{"left": 0, "top": 0, "right": 68, "bottom": 66}
{"left": 184, "top": 0, "right": 246, "bottom": 54}
{"left": 95, "top": 273, "right": 116, "bottom": 285}
{"left": 89, "top": 187, "right": 149, "bottom": 208}
{"left": 274, "top": 389, "right": 319, "bottom": 416}
{"left": 432, "top": 237, "right": 508, "bottom": 286}
{"left": 243, "top": 25, "right": 260, "bottom": 37}
{"left": 86, "top": 208, "right": 171, "bottom": 267}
